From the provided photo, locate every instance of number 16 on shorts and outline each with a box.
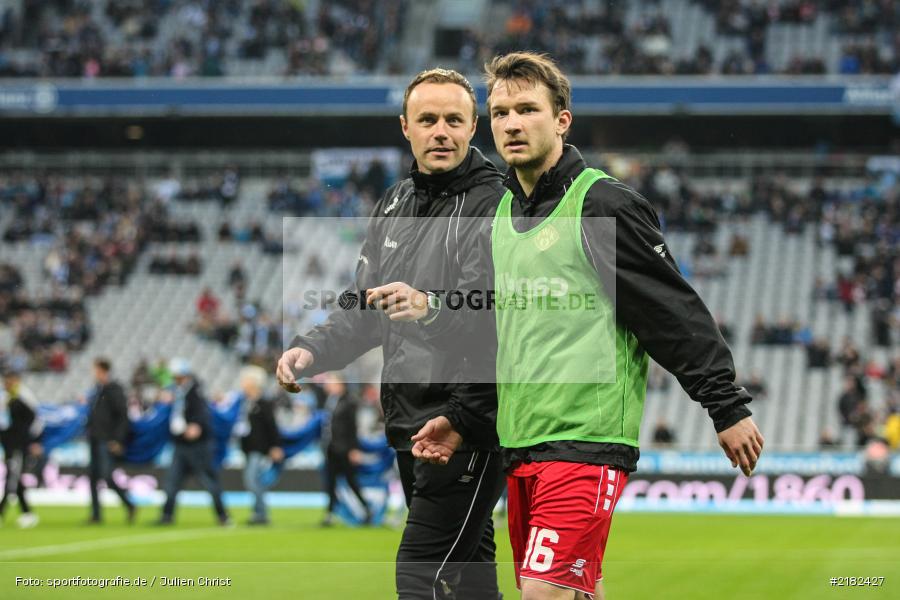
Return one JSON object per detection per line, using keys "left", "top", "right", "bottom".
{"left": 507, "top": 462, "right": 628, "bottom": 594}
{"left": 523, "top": 527, "right": 559, "bottom": 572}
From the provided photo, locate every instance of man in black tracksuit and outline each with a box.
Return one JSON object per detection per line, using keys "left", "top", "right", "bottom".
{"left": 277, "top": 69, "right": 505, "bottom": 599}
{"left": 319, "top": 375, "right": 371, "bottom": 526}
{"left": 86, "top": 358, "right": 135, "bottom": 524}
{"left": 1, "top": 367, "right": 42, "bottom": 527}
{"left": 159, "top": 361, "right": 229, "bottom": 525}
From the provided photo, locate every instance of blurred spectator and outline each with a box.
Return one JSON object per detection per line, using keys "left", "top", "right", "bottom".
{"left": 320, "top": 374, "right": 372, "bottom": 527}
{"left": 86, "top": 357, "right": 135, "bottom": 524}
{"left": 837, "top": 375, "right": 867, "bottom": 430}
{"left": 196, "top": 287, "right": 220, "bottom": 320}
{"left": 228, "top": 261, "right": 247, "bottom": 291}
{"left": 218, "top": 221, "right": 232, "bottom": 241}
{"left": 805, "top": 338, "right": 832, "bottom": 369}
{"left": 738, "top": 371, "right": 767, "bottom": 399}
{"left": 237, "top": 365, "right": 284, "bottom": 526}
{"left": 749, "top": 315, "right": 805, "bottom": 346}
{"left": 728, "top": 231, "right": 749, "bottom": 257}
{"left": 885, "top": 412, "right": 900, "bottom": 450}
{"left": 158, "top": 359, "right": 230, "bottom": 526}
{"left": 836, "top": 338, "right": 862, "bottom": 370}
{"left": 652, "top": 419, "right": 676, "bottom": 446}
{"left": 818, "top": 427, "right": 838, "bottom": 449}
{"left": 148, "top": 252, "right": 202, "bottom": 275}
{"left": 130, "top": 358, "right": 153, "bottom": 389}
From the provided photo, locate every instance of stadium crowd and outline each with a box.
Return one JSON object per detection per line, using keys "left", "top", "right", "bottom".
{"left": 0, "top": 173, "right": 204, "bottom": 373}
{"left": 265, "top": 159, "right": 387, "bottom": 218}
{"left": 0, "top": 0, "right": 407, "bottom": 78}
{"left": 1, "top": 1, "right": 896, "bottom": 78}
{"left": 456, "top": 0, "right": 898, "bottom": 76}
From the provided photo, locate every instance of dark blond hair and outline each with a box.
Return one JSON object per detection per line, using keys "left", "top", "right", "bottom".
{"left": 484, "top": 52, "right": 571, "bottom": 116}
{"left": 402, "top": 68, "right": 478, "bottom": 121}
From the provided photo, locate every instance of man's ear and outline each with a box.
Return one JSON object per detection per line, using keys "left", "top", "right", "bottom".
{"left": 557, "top": 109, "right": 572, "bottom": 137}
{"left": 468, "top": 115, "right": 477, "bottom": 140}
{"left": 400, "top": 114, "right": 409, "bottom": 140}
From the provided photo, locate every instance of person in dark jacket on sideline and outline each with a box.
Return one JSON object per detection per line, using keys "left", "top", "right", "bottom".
{"left": 86, "top": 357, "right": 135, "bottom": 524}
{"left": 319, "top": 373, "right": 371, "bottom": 527}
{"left": 237, "top": 365, "right": 283, "bottom": 525}
{"left": 158, "top": 358, "right": 230, "bottom": 526}
{"left": 0, "top": 366, "right": 42, "bottom": 528}
{"left": 277, "top": 69, "right": 506, "bottom": 599}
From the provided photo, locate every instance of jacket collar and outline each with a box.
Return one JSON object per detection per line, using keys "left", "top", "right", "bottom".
{"left": 504, "top": 144, "right": 587, "bottom": 204}
{"left": 409, "top": 147, "right": 493, "bottom": 197}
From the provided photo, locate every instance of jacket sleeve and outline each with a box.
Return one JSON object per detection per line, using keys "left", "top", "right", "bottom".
{"left": 440, "top": 224, "right": 499, "bottom": 446}
{"left": 289, "top": 193, "right": 388, "bottom": 375}
{"left": 428, "top": 191, "right": 500, "bottom": 446}
{"left": 583, "top": 183, "right": 752, "bottom": 433}
{"left": 19, "top": 387, "right": 44, "bottom": 440}
{"left": 264, "top": 401, "right": 282, "bottom": 450}
{"left": 110, "top": 383, "right": 130, "bottom": 444}
{"left": 418, "top": 198, "right": 497, "bottom": 348}
{"left": 441, "top": 380, "right": 499, "bottom": 447}
{"left": 186, "top": 386, "right": 210, "bottom": 433}
{"left": 346, "top": 399, "right": 361, "bottom": 451}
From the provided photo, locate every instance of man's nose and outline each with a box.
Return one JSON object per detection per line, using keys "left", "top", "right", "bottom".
{"left": 433, "top": 120, "right": 449, "bottom": 140}
{"left": 505, "top": 111, "right": 522, "bottom": 133}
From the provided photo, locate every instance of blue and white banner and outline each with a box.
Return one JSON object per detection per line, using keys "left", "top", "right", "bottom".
{"left": 0, "top": 77, "right": 892, "bottom": 116}
{"left": 18, "top": 396, "right": 394, "bottom": 525}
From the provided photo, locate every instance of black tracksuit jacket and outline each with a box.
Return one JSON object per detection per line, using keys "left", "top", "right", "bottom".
{"left": 240, "top": 398, "right": 282, "bottom": 455}
{"left": 1, "top": 394, "right": 37, "bottom": 454}
{"left": 86, "top": 380, "right": 129, "bottom": 445}
{"left": 292, "top": 147, "right": 506, "bottom": 451}
{"left": 172, "top": 381, "right": 210, "bottom": 445}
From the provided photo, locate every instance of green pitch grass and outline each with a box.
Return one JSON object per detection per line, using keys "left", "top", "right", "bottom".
{"left": 1, "top": 507, "right": 897, "bottom": 599}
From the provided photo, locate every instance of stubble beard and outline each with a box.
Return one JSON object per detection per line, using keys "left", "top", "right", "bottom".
{"left": 504, "top": 138, "right": 554, "bottom": 172}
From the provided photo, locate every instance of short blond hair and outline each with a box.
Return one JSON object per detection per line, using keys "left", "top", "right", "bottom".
{"left": 239, "top": 365, "right": 267, "bottom": 393}
{"left": 402, "top": 68, "right": 478, "bottom": 121}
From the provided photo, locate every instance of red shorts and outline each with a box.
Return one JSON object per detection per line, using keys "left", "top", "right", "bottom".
{"left": 507, "top": 461, "right": 627, "bottom": 598}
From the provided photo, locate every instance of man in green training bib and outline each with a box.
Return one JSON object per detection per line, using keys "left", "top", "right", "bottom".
{"left": 413, "top": 52, "right": 764, "bottom": 600}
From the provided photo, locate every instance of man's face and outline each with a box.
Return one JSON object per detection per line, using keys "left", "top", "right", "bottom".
{"left": 401, "top": 82, "right": 476, "bottom": 175}
{"left": 489, "top": 79, "right": 571, "bottom": 170}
